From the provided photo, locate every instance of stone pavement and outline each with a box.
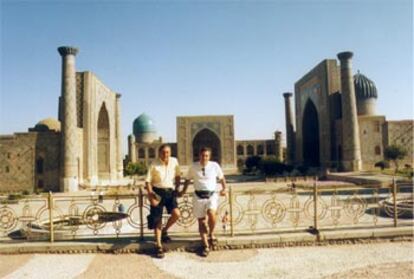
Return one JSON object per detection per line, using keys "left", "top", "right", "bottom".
{"left": 0, "top": 241, "right": 412, "bottom": 279}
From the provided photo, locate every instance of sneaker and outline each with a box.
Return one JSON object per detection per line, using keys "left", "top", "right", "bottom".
{"left": 161, "top": 231, "right": 172, "bottom": 243}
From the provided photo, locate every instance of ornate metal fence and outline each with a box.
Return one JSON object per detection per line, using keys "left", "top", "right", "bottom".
{"left": 0, "top": 180, "right": 412, "bottom": 242}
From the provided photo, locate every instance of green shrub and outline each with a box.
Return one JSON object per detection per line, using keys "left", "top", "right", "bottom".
{"left": 374, "top": 160, "right": 389, "bottom": 170}
{"left": 124, "top": 162, "right": 148, "bottom": 176}
{"left": 245, "top": 156, "right": 262, "bottom": 172}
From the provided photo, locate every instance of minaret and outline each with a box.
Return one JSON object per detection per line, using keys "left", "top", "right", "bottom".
{"left": 337, "top": 51, "right": 362, "bottom": 171}
{"left": 283, "top": 92, "right": 296, "bottom": 164}
{"left": 115, "top": 93, "right": 124, "bottom": 179}
{"left": 58, "top": 46, "right": 79, "bottom": 192}
{"left": 274, "top": 130, "right": 283, "bottom": 162}
{"left": 128, "top": 135, "right": 136, "bottom": 163}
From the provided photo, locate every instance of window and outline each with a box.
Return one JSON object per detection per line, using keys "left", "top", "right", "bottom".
{"left": 148, "top": 148, "right": 155, "bottom": 158}
{"left": 138, "top": 148, "right": 145, "bottom": 158}
{"left": 375, "top": 146, "right": 381, "bottom": 155}
{"left": 375, "top": 121, "right": 380, "bottom": 132}
{"left": 7, "top": 153, "right": 10, "bottom": 159}
{"left": 36, "top": 158, "right": 44, "bottom": 174}
{"left": 5, "top": 166, "right": 9, "bottom": 173}
{"left": 257, "top": 145, "right": 264, "bottom": 155}
{"left": 247, "top": 145, "right": 254, "bottom": 156}
{"left": 37, "top": 179, "right": 44, "bottom": 188}
{"left": 267, "top": 144, "right": 275, "bottom": 155}
{"left": 237, "top": 145, "right": 244, "bottom": 156}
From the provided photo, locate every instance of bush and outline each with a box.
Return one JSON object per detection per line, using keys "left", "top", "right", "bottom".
{"left": 258, "top": 156, "right": 285, "bottom": 176}
{"left": 296, "top": 165, "right": 309, "bottom": 175}
{"left": 237, "top": 159, "right": 245, "bottom": 172}
{"left": 245, "top": 156, "right": 262, "bottom": 172}
{"left": 374, "top": 160, "right": 389, "bottom": 170}
{"left": 124, "top": 162, "right": 148, "bottom": 176}
{"left": 384, "top": 145, "right": 408, "bottom": 173}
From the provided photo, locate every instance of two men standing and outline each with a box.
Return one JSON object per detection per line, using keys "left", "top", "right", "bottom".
{"left": 145, "top": 145, "right": 226, "bottom": 258}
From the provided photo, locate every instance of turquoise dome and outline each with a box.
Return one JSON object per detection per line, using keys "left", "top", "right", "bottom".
{"left": 133, "top": 113, "right": 156, "bottom": 137}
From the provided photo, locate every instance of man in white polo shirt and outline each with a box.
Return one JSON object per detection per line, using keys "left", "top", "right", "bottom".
{"left": 145, "top": 144, "right": 181, "bottom": 258}
{"left": 182, "top": 147, "right": 227, "bottom": 257}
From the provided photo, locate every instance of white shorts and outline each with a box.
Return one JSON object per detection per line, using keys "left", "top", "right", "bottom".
{"left": 192, "top": 193, "right": 219, "bottom": 219}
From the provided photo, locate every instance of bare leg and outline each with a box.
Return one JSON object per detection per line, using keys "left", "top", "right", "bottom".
{"left": 198, "top": 218, "right": 209, "bottom": 247}
{"left": 207, "top": 209, "right": 217, "bottom": 240}
{"left": 162, "top": 208, "right": 180, "bottom": 233}
{"left": 154, "top": 220, "right": 162, "bottom": 248}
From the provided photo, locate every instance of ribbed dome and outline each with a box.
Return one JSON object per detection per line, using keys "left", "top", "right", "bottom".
{"left": 34, "top": 118, "right": 61, "bottom": 132}
{"left": 354, "top": 72, "right": 378, "bottom": 99}
{"left": 133, "top": 113, "right": 156, "bottom": 137}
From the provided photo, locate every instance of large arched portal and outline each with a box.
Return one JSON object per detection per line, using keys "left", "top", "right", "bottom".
{"left": 98, "top": 103, "right": 110, "bottom": 178}
{"left": 192, "top": 128, "right": 221, "bottom": 163}
{"left": 302, "top": 100, "right": 320, "bottom": 167}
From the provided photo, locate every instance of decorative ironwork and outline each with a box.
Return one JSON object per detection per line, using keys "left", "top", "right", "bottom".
{"left": 127, "top": 197, "right": 143, "bottom": 229}
{"left": 329, "top": 191, "right": 342, "bottom": 226}
{"left": 224, "top": 194, "right": 243, "bottom": 226}
{"left": 287, "top": 192, "right": 302, "bottom": 227}
{"left": 344, "top": 193, "right": 367, "bottom": 224}
{"left": 244, "top": 194, "right": 260, "bottom": 231}
{"left": 83, "top": 204, "right": 106, "bottom": 233}
{"left": 0, "top": 206, "right": 18, "bottom": 232}
{"left": 304, "top": 194, "right": 327, "bottom": 220}
{"left": 261, "top": 195, "right": 286, "bottom": 226}
{"left": 176, "top": 194, "right": 196, "bottom": 228}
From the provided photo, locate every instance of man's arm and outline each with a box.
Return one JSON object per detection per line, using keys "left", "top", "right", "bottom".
{"left": 175, "top": 175, "right": 181, "bottom": 192}
{"left": 219, "top": 177, "right": 227, "bottom": 196}
{"left": 181, "top": 179, "right": 190, "bottom": 196}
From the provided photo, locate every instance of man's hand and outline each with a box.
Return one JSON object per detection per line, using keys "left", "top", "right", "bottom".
{"left": 219, "top": 188, "right": 227, "bottom": 197}
{"left": 177, "top": 190, "right": 185, "bottom": 197}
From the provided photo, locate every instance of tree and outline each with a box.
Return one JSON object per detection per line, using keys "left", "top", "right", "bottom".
{"left": 384, "top": 145, "right": 407, "bottom": 174}
{"left": 124, "top": 162, "right": 147, "bottom": 176}
{"left": 245, "top": 156, "right": 262, "bottom": 172}
{"left": 374, "top": 160, "right": 389, "bottom": 171}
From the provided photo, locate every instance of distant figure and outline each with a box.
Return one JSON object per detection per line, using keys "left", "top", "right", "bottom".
{"left": 222, "top": 210, "right": 230, "bottom": 233}
{"left": 182, "top": 147, "right": 227, "bottom": 257}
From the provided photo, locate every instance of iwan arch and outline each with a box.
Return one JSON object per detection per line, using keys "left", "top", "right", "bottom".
{"left": 0, "top": 46, "right": 124, "bottom": 193}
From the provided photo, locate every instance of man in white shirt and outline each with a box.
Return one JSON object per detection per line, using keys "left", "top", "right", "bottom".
{"left": 145, "top": 144, "right": 181, "bottom": 258}
{"left": 182, "top": 147, "right": 227, "bottom": 257}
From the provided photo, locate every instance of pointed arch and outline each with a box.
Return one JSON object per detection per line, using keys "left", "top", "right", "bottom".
{"left": 192, "top": 128, "right": 221, "bottom": 163}
{"left": 98, "top": 103, "right": 110, "bottom": 178}
{"left": 302, "top": 99, "right": 320, "bottom": 166}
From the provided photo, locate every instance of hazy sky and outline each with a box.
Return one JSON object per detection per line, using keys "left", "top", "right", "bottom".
{"left": 1, "top": 0, "right": 412, "bottom": 154}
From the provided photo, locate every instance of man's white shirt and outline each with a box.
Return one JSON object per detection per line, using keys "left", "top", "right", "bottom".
{"left": 145, "top": 157, "right": 180, "bottom": 189}
{"left": 186, "top": 161, "right": 224, "bottom": 192}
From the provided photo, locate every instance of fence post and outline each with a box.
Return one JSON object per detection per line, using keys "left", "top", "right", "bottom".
{"left": 392, "top": 177, "right": 398, "bottom": 227}
{"left": 313, "top": 179, "right": 320, "bottom": 241}
{"left": 48, "top": 191, "right": 54, "bottom": 243}
{"left": 139, "top": 187, "right": 144, "bottom": 241}
{"left": 229, "top": 185, "right": 234, "bottom": 237}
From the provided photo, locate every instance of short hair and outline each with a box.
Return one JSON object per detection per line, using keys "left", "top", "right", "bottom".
{"left": 158, "top": 144, "right": 171, "bottom": 153}
{"left": 199, "top": 146, "right": 212, "bottom": 155}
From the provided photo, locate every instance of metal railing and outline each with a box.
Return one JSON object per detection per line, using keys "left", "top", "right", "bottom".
{"left": 0, "top": 179, "right": 412, "bottom": 242}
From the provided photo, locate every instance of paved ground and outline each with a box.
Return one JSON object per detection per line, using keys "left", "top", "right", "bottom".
{"left": 0, "top": 241, "right": 412, "bottom": 279}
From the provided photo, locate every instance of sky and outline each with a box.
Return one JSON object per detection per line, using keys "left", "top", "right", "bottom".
{"left": 1, "top": 0, "right": 413, "bottom": 154}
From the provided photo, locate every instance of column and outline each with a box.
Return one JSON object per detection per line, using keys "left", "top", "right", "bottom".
{"left": 128, "top": 135, "right": 136, "bottom": 163}
{"left": 283, "top": 92, "right": 296, "bottom": 164}
{"left": 58, "top": 46, "right": 79, "bottom": 192}
{"left": 274, "top": 130, "right": 283, "bottom": 162}
{"left": 337, "top": 51, "right": 362, "bottom": 171}
{"left": 115, "top": 93, "right": 123, "bottom": 179}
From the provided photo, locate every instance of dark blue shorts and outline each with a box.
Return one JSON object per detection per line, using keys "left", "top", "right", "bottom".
{"left": 148, "top": 187, "right": 178, "bottom": 228}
